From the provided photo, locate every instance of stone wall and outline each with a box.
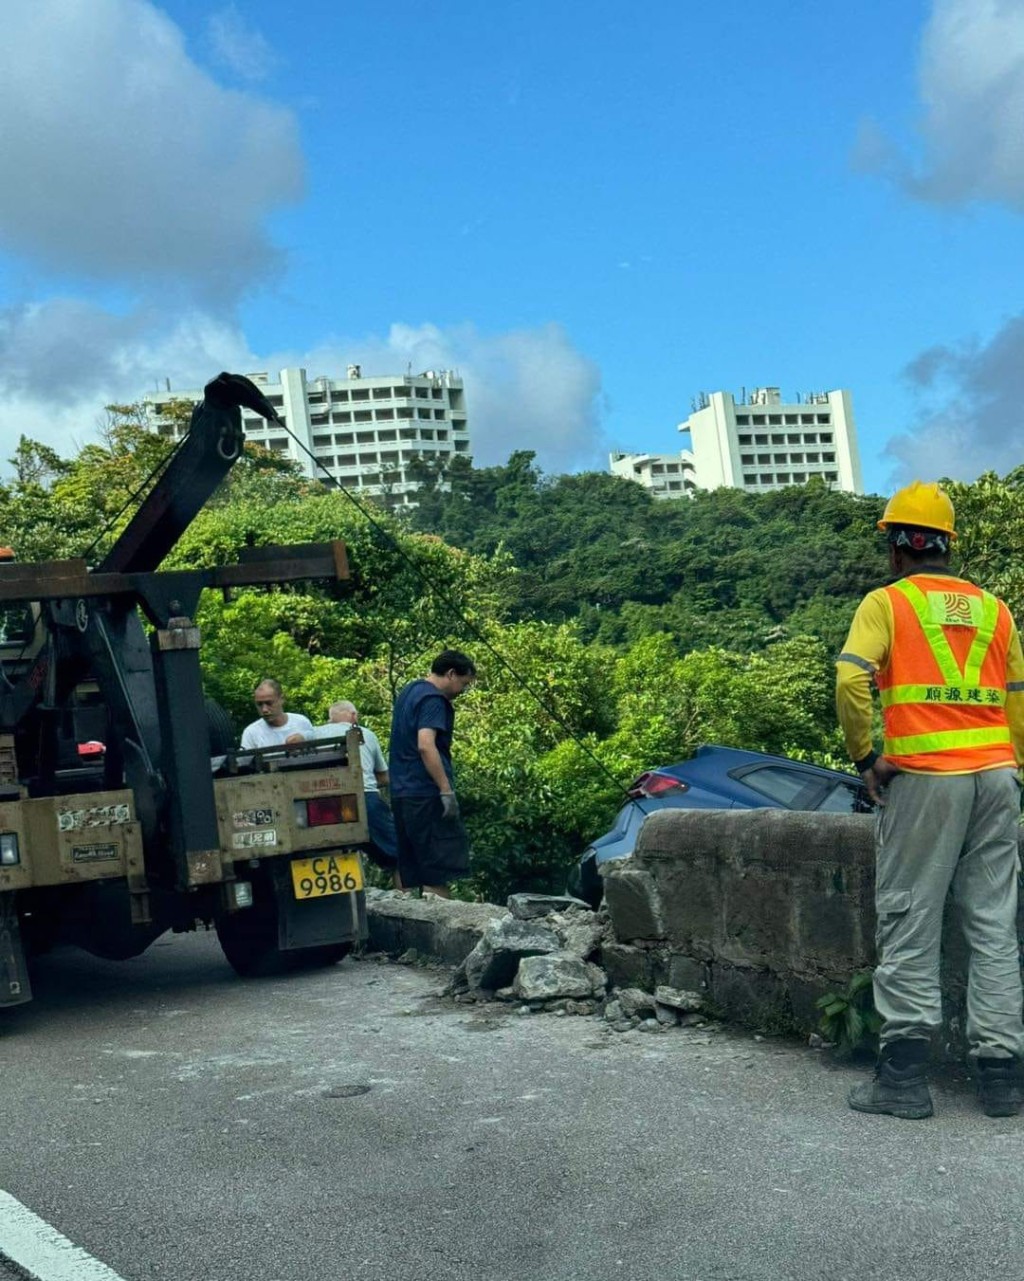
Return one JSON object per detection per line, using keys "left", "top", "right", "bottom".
{"left": 601, "top": 807, "right": 1024, "bottom": 1048}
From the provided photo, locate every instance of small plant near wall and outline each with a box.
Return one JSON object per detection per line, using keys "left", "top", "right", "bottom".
{"left": 816, "top": 970, "right": 882, "bottom": 1055}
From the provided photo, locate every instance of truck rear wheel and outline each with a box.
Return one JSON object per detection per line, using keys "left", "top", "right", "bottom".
{"left": 215, "top": 874, "right": 355, "bottom": 977}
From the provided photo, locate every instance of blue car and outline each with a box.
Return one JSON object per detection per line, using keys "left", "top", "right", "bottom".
{"left": 569, "top": 744, "right": 873, "bottom": 906}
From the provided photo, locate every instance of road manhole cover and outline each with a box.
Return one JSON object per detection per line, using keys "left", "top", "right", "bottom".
{"left": 325, "top": 1083, "right": 372, "bottom": 1098}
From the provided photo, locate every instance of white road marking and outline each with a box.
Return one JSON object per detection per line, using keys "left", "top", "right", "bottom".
{"left": 0, "top": 1191, "right": 127, "bottom": 1281}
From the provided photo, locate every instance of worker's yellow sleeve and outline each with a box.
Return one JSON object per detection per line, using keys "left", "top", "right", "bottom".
{"left": 1003, "top": 612, "right": 1024, "bottom": 768}
{"left": 835, "top": 588, "right": 893, "bottom": 767}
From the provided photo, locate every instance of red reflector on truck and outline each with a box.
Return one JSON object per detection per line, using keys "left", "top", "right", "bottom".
{"left": 306, "top": 794, "right": 359, "bottom": 827}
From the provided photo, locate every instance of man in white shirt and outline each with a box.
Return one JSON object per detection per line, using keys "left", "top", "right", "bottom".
{"left": 288, "top": 701, "right": 398, "bottom": 873}
{"left": 240, "top": 678, "right": 313, "bottom": 749}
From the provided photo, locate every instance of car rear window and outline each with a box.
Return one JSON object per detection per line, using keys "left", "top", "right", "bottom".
{"left": 735, "top": 765, "right": 821, "bottom": 808}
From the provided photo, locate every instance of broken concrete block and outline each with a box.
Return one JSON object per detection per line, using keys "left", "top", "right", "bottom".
{"left": 602, "top": 864, "right": 666, "bottom": 941}
{"left": 654, "top": 984, "right": 703, "bottom": 1012}
{"left": 618, "top": 987, "right": 657, "bottom": 1019}
{"left": 512, "top": 952, "right": 607, "bottom": 1002}
{"left": 507, "top": 893, "right": 592, "bottom": 920}
{"left": 464, "top": 916, "right": 560, "bottom": 992}
{"left": 604, "top": 998, "right": 623, "bottom": 1023}
{"left": 547, "top": 907, "right": 605, "bottom": 960}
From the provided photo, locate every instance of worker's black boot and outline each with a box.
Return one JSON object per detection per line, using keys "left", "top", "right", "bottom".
{"left": 848, "top": 1039, "right": 933, "bottom": 1120}
{"left": 975, "top": 1056, "right": 1023, "bottom": 1118}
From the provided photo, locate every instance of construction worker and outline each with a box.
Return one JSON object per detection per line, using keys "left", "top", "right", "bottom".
{"left": 837, "top": 480, "right": 1024, "bottom": 1120}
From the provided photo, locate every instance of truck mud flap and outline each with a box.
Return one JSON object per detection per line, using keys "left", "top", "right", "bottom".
{"left": 269, "top": 862, "right": 367, "bottom": 951}
{"left": 0, "top": 894, "right": 31, "bottom": 1008}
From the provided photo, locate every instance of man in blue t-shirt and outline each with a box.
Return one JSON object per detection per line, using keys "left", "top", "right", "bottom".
{"left": 389, "top": 649, "right": 476, "bottom": 896}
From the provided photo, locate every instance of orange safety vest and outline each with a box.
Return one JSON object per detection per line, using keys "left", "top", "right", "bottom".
{"left": 875, "top": 574, "right": 1015, "bottom": 773}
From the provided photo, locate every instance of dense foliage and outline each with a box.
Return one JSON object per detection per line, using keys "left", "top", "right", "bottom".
{"left": 3, "top": 415, "right": 1018, "bottom": 901}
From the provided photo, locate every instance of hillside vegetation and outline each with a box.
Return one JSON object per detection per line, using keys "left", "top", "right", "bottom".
{"left": 3, "top": 419, "right": 1021, "bottom": 899}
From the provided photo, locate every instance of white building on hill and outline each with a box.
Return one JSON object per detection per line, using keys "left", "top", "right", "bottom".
{"left": 142, "top": 365, "right": 470, "bottom": 504}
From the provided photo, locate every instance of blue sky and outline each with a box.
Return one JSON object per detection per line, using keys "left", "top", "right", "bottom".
{"left": 2, "top": 1, "right": 1024, "bottom": 494}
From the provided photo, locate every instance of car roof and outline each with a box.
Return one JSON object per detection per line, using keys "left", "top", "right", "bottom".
{"left": 653, "top": 743, "right": 858, "bottom": 785}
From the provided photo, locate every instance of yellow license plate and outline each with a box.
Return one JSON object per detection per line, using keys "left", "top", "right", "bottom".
{"left": 290, "top": 852, "right": 364, "bottom": 899}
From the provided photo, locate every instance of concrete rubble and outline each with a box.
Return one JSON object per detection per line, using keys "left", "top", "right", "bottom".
{"left": 394, "top": 891, "right": 714, "bottom": 1032}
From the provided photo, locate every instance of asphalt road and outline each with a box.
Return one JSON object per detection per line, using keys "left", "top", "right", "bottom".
{"left": 2, "top": 932, "right": 1024, "bottom": 1281}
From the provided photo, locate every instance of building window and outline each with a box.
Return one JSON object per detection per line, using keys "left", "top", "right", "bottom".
{"left": 379, "top": 450, "right": 399, "bottom": 464}
{"left": 826, "top": 471, "right": 838, "bottom": 481}
{"left": 820, "top": 433, "right": 833, "bottom": 444}
{"left": 397, "top": 407, "right": 413, "bottom": 419}
{"left": 752, "top": 415, "right": 766, "bottom": 425}
{"left": 652, "top": 465, "right": 664, "bottom": 475}
{"left": 377, "top": 429, "right": 397, "bottom": 442}
{"left": 311, "top": 414, "right": 329, "bottom": 426}
{"left": 313, "top": 435, "right": 331, "bottom": 448}
{"left": 755, "top": 434, "right": 768, "bottom": 444}
{"left": 308, "top": 392, "right": 326, "bottom": 405}
{"left": 436, "top": 430, "right": 448, "bottom": 440}
{"left": 352, "top": 410, "right": 371, "bottom": 423}
{"left": 431, "top": 388, "right": 443, "bottom": 399}
{"left": 454, "top": 439, "right": 470, "bottom": 451}
{"left": 741, "top": 454, "right": 754, "bottom": 466}
{"left": 769, "top": 415, "right": 781, "bottom": 425}
{"left": 392, "top": 386, "right": 411, "bottom": 397}
{"left": 337, "top": 454, "right": 356, "bottom": 466}
{"left": 784, "top": 414, "right": 797, "bottom": 425}
{"left": 267, "top": 395, "right": 283, "bottom": 407}
{"left": 760, "top": 473, "right": 773, "bottom": 485}
{"left": 807, "top": 452, "right": 820, "bottom": 463}
{"left": 351, "top": 388, "right": 370, "bottom": 401}
{"left": 773, "top": 454, "right": 787, "bottom": 464}
{"left": 415, "top": 387, "right": 429, "bottom": 398}
{"left": 452, "top": 418, "right": 467, "bottom": 432}
{"left": 433, "top": 409, "right": 446, "bottom": 420}
{"left": 333, "top": 411, "right": 352, "bottom": 424}
{"left": 738, "top": 434, "right": 752, "bottom": 445}
{"left": 790, "top": 453, "right": 804, "bottom": 464}
{"left": 420, "top": 429, "right": 435, "bottom": 440}
{"left": 372, "top": 387, "right": 390, "bottom": 400}
{"left": 823, "top": 452, "right": 835, "bottom": 463}
{"left": 786, "top": 434, "right": 800, "bottom": 444}
{"left": 376, "top": 408, "right": 395, "bottom": 420}
{"left": 334, "top": 433, "right": 354, "bottom": 446}
{"left": 736, "top": 415, "right": 750, "bottom": 426}
{"left": 776, "top": 473, "right": 791, "bottom": 484}
{"left": 743, "top": 473, "right": 757, "bottom": 485}
{"left": 817, "top": 414, "right": 831, "bottom": 424}
{"left": 800, "top": 414, "right": 814, "bottom": 424}
{"left": 399, "top": 428, "right": 418, "bottom": 440}
{"left": 804, "top": 433, "right": 817, "bottom": 444}
{"left": 668, "top": 480, "right": 681, "bottom": 490}
{"left": 356, "top": 431, "right": 375, "bottom": 443}
{"left": 331, "top": 390, "right": 349, "bottom": 402}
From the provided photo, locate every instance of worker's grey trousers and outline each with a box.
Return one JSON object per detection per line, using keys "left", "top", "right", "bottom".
{"left": 874, "top": 768, "right": 1024, "bottom": 1059}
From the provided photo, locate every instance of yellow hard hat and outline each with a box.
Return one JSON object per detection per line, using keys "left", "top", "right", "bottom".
{"left": 877, "top": 481, "right": 956, "bottom": 539}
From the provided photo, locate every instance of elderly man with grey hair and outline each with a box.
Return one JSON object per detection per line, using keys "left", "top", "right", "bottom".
{"left": 287, "top": 701, "right": 398, "bottom": 874}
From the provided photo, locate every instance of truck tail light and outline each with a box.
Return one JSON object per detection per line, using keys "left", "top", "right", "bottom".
{"left": 293, "top": 794, "right": 359, "bottom": 829}
{"left": 0, "top": 833, "right": 20, "bottom": 865}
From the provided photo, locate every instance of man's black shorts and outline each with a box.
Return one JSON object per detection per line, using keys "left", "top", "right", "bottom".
{"left": 392, "top": 794, "right": 470, "bottom": 888}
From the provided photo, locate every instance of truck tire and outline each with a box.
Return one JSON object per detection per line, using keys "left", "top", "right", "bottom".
{"left": 215, "top": 883, "right": 287, "bottom": 977}
{"left": 205, "top": 698, "right": 236, "bottom": 756}
{"left": 215, "top": 873, "right": 354, "bottom": 977}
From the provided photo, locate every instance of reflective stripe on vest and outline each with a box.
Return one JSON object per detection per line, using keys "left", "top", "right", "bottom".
{"left": 878, "top": 577, "right": 1014, "bottom": 771}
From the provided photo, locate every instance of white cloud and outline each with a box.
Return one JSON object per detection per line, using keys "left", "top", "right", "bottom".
{"left": 294, "top": 321, "right": 607, "bottom": 473}
{"left": 0, "top": 298, "right": 254, "bottom": 454}
{"left": 0, "top": 0, "right": 303, "bottom": 299}
{"left": 207, "top": 6, "right": 278, "bottom": 83}
{"left": 861, "top": 0, "right": 1024, "bottom": 209}
{"left": 0, "top": 308, "right": 606, "bottom": 475}
{"left": 886, "top": 314, "right": 1024, "bottom": 482}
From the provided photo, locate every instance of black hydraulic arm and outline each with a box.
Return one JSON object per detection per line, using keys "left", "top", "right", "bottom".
{"left": 97, "top": 373, "right": 283, "bottom": 574}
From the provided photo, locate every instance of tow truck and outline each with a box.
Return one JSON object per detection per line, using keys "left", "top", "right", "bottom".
{"left": 0, "top": 373, "right": 370, "bottom": 1007}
